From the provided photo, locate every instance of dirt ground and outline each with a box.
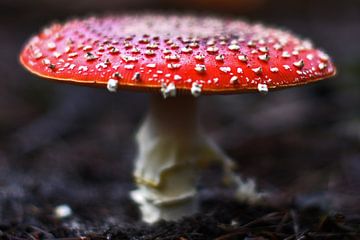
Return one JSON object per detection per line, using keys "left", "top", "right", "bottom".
{"left": 0, "top": 0, "right": 359, "bottom": 239}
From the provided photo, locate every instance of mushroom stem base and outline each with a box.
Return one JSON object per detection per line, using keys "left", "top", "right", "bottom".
{"left": 130, "top": 189, "right": 198, "bottom": 224}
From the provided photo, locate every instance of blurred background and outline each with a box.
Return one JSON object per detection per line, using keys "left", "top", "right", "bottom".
{"left": 0, "top": 0, "right": 359, "bottom": 227}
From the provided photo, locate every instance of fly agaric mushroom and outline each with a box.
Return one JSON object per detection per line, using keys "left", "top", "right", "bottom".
{"left": 19, "top": 14, "right": 336, "bottom": 224}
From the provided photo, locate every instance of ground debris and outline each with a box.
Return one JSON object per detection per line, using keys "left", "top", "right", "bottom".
{"left": 1, "top": 198, "right": 359, "bottom": 240}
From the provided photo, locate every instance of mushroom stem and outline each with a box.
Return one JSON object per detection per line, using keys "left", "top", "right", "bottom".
{"left": 131, "top": 95, "right": 262, "bottom": 223}
{"left": 131, "top": 95, "right": 201, "bottom": 223}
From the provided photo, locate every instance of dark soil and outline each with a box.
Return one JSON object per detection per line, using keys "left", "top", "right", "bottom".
{"left": 1, "top": 0, "right": 360, "bottom": 239}
{"left": 0, "top": 171, "right": 359, "bottom": 240}
{"left": 1, "top": 160, "right": 359, "bottom": 240}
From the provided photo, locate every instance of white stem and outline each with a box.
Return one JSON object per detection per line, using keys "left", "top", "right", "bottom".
{"left": 131, "top": 95, "right": 263, "bottom": 223}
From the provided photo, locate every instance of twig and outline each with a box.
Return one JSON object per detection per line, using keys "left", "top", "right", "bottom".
{"left": 290, "top": 209, "right": 300, "bottom": 237}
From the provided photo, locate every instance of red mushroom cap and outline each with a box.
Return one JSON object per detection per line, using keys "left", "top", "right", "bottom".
{"left": 20, "top": 14, "right": 336, "bottom": 95}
